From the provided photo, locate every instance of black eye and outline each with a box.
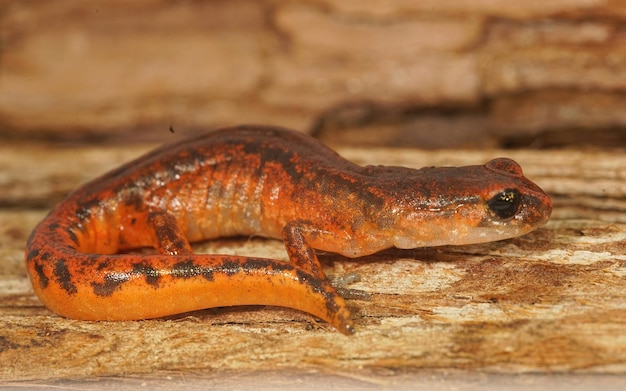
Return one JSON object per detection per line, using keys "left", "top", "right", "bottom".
{"left": 487, "top": 189, "right": 520, "bottom": 219}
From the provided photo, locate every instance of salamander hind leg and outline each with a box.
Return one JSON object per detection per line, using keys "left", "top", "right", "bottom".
{"left": 146, "top": 212, "right": 193, "bottom": 255}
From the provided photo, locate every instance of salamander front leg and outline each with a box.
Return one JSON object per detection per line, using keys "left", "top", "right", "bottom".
{"left": 282, "top": 220, "right": 371, "bottom": 301}
{"left": 280, "top": 220, "right": 355, "bottom": 334}
{"left": 282, "top": 220, "right": 327, "bottom": 279}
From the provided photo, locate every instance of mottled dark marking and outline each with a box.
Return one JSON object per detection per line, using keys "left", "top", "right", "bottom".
{"left": 54, "top": 259, "right": 77, "bottom": 295}
{"left": 220, "top": 258, "right": 243, "bottom": 276}
{"left": 295, "top": 269, "right": 341, "bottom": 318}
{"left": 172, "top": 259, "right": 214, "bottom": 281}
{"left": 27, "top": 248, "right": 40, "bottom": 261}
{"left": 122, "top": 191, "right": 145, "bottom": 212}
{"left": 67, "top": 228, "right": 79, "bottom": 246}
{"left": 33, "top": 261, "right": 49, "bottom": 289}
{"left": 241, "top": 139, "right": 304, "bottom": 182}
{"left": 96, "top": 259, "right": 111, "bottom": 271}
{"left": 179, "top": 145, "right": 209, "bottom": 171}
{"left": 243, "top": 257, "right": 275, "bottom": 272}
{"left": 75, "top": 197, "right": 101, "bottom": 222}
{"left": 132, "top": 262, "right": 160, "bottom": 288}
{"left": 149, "top": 212, "right": 188, "bottom": 254}
{"left": 91, "top": 272, "right": 131, "bottom": 297}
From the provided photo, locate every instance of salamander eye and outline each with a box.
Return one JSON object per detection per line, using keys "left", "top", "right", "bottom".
{"left": 487, "top": 189, "right": 520, "bottom": 219}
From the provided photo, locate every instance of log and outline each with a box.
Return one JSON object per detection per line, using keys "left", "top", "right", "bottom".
{"left": 1, "top": 1, "right": 626, "bottom": 147}
{"left": 0, "top": 141, "right": 624, "bottom": 386}
{"left": 1, "top": 0, "right": 625, "bottom": 386}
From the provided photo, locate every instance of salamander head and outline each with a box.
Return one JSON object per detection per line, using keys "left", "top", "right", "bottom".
{"left": 391, "top": 158, "right": 552, "bottom": 248}
{"left": 479, "top": 157, "right": 552, "bottom": 235}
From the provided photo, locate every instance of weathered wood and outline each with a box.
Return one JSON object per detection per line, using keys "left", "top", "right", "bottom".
{"left": 1, "top": 1, "right": 626, "bottom": 147}
{"left": 0, "top": 142, "right": 624, "bottom": 384}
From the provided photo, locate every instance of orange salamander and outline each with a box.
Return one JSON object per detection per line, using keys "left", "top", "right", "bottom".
{"left": 25, "top": 125, "right": 552, "bottom": 335}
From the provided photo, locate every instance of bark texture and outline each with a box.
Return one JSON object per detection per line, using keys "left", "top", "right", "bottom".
{"left": 1, "top": 143, "right": 624, "bottom": 383}
{"left": 1, "top": 1, "right": 626, "bottom": 147}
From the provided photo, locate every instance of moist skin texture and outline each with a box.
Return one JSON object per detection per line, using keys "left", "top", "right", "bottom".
{"left": 25, "top": 125, "right": 553, "bottom": 335}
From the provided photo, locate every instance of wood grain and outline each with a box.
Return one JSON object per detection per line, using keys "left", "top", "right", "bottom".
{"left": 1, "top": 142, "right": 624, "bottom": 384}
{"left": 2, "top": 1, "right": 626, "bottom": 148}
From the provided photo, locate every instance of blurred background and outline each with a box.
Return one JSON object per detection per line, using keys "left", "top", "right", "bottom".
{"left": 2, "top": 0, "right": 626, "bottom": 149}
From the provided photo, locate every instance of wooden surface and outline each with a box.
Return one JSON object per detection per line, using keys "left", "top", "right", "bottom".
{"left": 2, "top": 1, "right": 625, "bottom": 388}
{"left": 1, "top": 141, "right": 625, "bottom": 388}
{"left": 2, "top": 1, "right": 626, "bottom": 148}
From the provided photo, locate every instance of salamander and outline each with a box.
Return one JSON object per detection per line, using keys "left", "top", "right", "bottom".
{"left": 25, "top": 125, "right": 552, "bottom": 335}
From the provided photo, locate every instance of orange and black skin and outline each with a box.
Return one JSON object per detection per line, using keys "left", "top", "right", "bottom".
{"left": 25, "top": 125, "right": 552, "bottom": 335}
